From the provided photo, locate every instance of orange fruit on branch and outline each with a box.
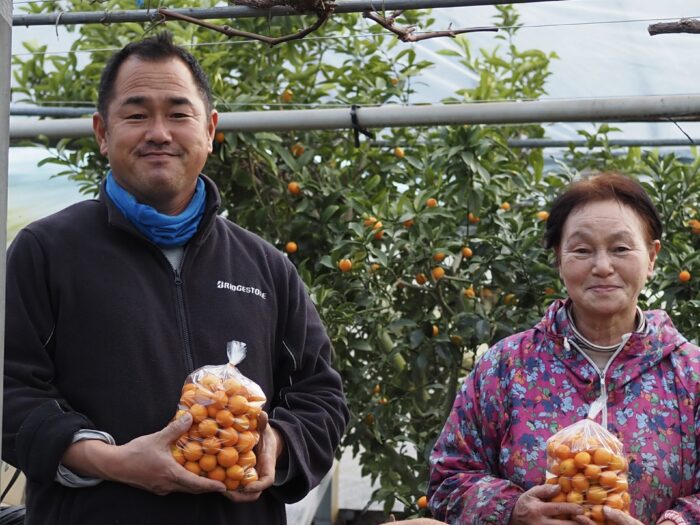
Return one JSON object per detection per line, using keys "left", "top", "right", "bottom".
{"left": 281, "top": 88, "right": 293, "bottom": 103}
{"left": 290, "top": 143, "right": 305, "bottom": 157}
{"left": 338, "top": 259, "right": 353, "bottom": 272}
{"left": 431, "top": 267, "right": 445, "bottom": 280}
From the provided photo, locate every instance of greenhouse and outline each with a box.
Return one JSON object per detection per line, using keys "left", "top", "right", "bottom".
{"left": 2, "top": 1, "right": 700, "bottom": 524}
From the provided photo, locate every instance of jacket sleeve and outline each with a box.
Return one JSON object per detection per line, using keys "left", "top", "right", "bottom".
{"left": 2, "top": 229, "right": 94, "bottom": 482}
{"left": 266, "top": 260, "right": 350, "bottom": 503}
{"left": 428, "top": 356, "right": 523, "bottom": 524}
{"left": 657, "top": 343, "right": 700, "bottom": 524}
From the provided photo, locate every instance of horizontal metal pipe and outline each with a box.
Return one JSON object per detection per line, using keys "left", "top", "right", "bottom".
{"left": 10, "top": 94, "right": 700, "bottom": 140}
{"left": 13, "top": 0, "right": 564, "bottom": 27}
{"left": 10, "top": 105, "right": 94, "bottom": 118}
{"left": 508, "top": 138, "right": 697, "bottom": 148}
{"left": 372, "top": 138, "right": 700, "bottom": 148}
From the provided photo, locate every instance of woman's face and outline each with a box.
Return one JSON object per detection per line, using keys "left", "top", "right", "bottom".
{"left": 557, "top": 199, "right": 661, "bottom": 326}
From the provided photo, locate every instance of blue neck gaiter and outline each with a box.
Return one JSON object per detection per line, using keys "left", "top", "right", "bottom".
{"left": 105, "top": 171, "right": 206, "bottom": 247}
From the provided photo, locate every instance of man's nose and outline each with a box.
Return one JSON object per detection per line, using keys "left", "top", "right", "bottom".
{"left": 145, "top": 116, "right": 172, "bottom": 143}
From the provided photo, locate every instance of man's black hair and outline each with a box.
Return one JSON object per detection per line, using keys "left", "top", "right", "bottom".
{"left": 97, "top": 32, "right": 213, "bottom": 119}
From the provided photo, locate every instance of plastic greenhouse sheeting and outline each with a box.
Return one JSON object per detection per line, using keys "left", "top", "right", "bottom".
{"left": 8, "top": 0, "right": 700, "bottom": 144}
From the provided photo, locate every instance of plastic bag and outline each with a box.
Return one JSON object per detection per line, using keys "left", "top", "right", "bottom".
{"left": 545, "top": 417, "right": 630, "bottom": 522}
{"left": 171, "top": 341, "right": 266, "bottom": 491}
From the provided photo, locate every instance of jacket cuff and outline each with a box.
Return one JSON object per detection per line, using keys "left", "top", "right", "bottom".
{"left": 267, "top": 418, "right": 307, "bottom": 499}
{"left": 56, "top": 430, "right": 116, "bottom": 487}
{"left": 658, "top": 510, "right": 690, "bottom": 525}
{"left": 16, "top": 400, "right": 93, "bottom": 482}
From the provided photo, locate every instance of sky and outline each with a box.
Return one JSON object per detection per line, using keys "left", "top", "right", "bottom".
{"left": 6, "top": 0, "right": 700, "bottom": 237}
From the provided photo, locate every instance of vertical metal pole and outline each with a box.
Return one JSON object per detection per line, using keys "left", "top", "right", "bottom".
{"left": 313, "top": 461, "right": 339, "bottom": 525}
{"left": 0, "top": 0, "right": 11, "bottom": 481}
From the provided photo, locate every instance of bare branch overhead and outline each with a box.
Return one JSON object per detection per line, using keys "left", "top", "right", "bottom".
{"left": 160, "top": 0, "right": 496, "bottom": 46}
{"left": 648, "top": 18, "right": 700, "bottom": 36}
{"left": 159, "top": 3, "right": 334, "bottom": 46}
{"left": 363, "top": 10, "right": 498, "bottom": 42}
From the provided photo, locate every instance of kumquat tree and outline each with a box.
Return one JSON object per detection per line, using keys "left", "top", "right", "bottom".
{"left": 12, "top": 2, "right": 700, "bottom": 518}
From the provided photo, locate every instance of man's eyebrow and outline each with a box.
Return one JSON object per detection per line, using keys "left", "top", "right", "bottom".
{"left": 121, "top": 96, "right": 147, "bottom": 107}
{"left": 120, "top": 96, "right": 196, "bottom": 107}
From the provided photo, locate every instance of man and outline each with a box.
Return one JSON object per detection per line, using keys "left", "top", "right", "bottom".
{"left": 3, "top": 32, "right": 349, "bottom": 524}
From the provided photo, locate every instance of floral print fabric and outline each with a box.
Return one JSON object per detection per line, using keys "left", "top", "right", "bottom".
{"left": 428, "top": 299, "right": 700, "bottom": 525}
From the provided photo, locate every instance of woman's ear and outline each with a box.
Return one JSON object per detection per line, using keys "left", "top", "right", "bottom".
{"left": 647, "top": 240, "right": 661, "bottom": 278}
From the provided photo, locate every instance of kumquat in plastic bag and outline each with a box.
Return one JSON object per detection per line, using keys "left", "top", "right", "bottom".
{"left": 171, "top": 341, "right": 266, "bottom": 491}
{"left": 545, "top": 417, "right": 630, "bottom": 523}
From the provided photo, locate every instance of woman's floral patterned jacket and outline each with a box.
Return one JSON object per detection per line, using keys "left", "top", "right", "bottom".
{"left": 428, "top": 299, "right": 700, "bottom": 525}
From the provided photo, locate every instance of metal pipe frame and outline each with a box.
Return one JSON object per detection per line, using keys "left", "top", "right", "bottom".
{"left": 12, "top": 0, "right": 564, "bottom": 27}
{"left": 9, "top": 94, "right": 700, "bottom": 140}
{"left": 0, "top": 0, "right": 11, "bottom": 485}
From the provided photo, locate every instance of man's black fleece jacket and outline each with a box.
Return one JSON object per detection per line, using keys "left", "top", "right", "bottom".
{"left": 2, "top": 176, "right": 349, "bottom": 525}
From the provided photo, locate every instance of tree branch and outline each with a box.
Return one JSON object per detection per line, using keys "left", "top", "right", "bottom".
{"left": 363, "top": 10, "right": 498, "bottom": 42}
{"left": 158, "top": 2, "right": 334, "bottom": 47}
{"left": 649, "top": 18, "right": 700, "bottom": 36}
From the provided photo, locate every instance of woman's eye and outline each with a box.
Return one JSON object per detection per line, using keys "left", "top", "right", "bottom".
{"left": 613, "top": 246, "right": 631, "bottom": 253}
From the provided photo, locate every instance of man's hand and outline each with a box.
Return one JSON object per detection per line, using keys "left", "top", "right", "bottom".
{"left": 62, "top": 413, "right": 226, "bottom": 496}
{"left": 224, "top": 411, "right": 284, "bottom": 502}
{"left": 509, "top": 484, "right": 584, "bottom": 525}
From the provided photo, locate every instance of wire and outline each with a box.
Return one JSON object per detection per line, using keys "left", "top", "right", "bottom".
{"left": 502, "top": 15, "right": 700, "bottom": 31}
{"left": 667, "top": 118, "right": 697, "bottom": 146}
{"left": 11, "top": 12, "right": 698, "bottom": 58}
{"left": 11, "top": 11, "right": 700, "bottom": 58}
{"left": 14, "top": 93, "right": 700, "bottom": 111}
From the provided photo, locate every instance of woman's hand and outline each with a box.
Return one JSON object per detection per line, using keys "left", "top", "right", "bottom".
{"left": 509, "top": 485, "right": 584, "bottom": 525}
{"left": 573, "top": 507, "right": 644, "bottom": 525}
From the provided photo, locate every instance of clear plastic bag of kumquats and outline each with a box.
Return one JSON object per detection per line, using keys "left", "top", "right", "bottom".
{"left": 170, "top": 340, "right": 266, "bottom": 491}
{"left": 544, "top": 403, "right": 631, "bottom": 523}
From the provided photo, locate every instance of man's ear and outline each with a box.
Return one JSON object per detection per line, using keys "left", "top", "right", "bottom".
{"left": 207, "top": 110, "right": 219, "bottom": 153}
{"left": 92, "top": 112, "right": 109, "bottom": 156}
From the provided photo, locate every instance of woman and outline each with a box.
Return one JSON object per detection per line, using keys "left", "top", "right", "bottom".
{"left": 428, "top": 172, "right": 700, "bottom": 525}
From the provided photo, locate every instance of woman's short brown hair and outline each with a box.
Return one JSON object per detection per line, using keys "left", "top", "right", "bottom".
{"left": 544, "top": 172, "right": 663, "bottom": 251}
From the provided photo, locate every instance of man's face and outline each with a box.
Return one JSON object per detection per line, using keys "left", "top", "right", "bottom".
{"left": 93, "top": 56, "right": 217, "bottom": 215}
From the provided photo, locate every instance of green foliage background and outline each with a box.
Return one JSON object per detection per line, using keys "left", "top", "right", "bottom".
{"left": 12, "top": 3, "right": 700, "bottom": 517}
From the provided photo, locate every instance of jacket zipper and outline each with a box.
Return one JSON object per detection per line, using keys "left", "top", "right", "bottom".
{"left": 564, "top": 334, "right": 631, "bottom": 428}
{"left": 173, "top": 267, "right": 195, "bottom": 372}
{"left": 106, "top": 200, "right": 202, "bottom": 373}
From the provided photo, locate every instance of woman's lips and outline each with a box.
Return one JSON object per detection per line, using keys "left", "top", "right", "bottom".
{"left": 589, "top": 285, "right": 620, "bottom": 291}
